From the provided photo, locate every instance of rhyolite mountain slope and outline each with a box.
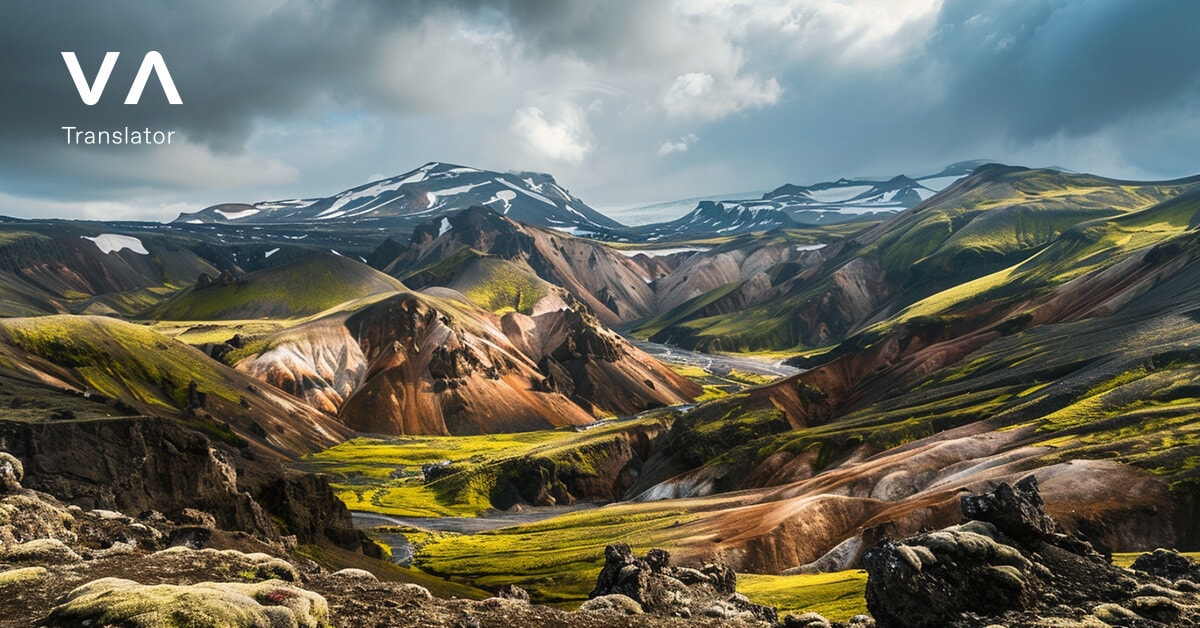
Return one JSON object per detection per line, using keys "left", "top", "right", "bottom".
{"left": 175, "top": 161, "right": 622, "bottom": 234}
{"left": 376, "top": 206, "right": 665, "bottom": 327}
{"left": 638, "top": 165, "right": 1200, "bottom": 352}
{"left": 236, "top": 288, "right": 699, "bottom": 435}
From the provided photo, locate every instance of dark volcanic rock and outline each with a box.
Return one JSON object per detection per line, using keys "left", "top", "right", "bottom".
{"left": 0, "top": 417, "right": 355, "bottom": 545}
{"left": 960, "top": 475, "right": 1058, "bottom": 544}
{"left": 864, "top": 476, "right": 1200, "bottom": 628}
{"left": 1130, "top": 548, "right": 1200, "bottom": 582}
{"left": 589, "top": 542, "right": 776, "bottom": 622}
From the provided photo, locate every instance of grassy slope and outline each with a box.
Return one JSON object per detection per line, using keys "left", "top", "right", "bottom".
{"left": 447, "top": 257, "right": 549, "bottom": 315}
{"left": 301, "top": 414, "right": 675, "bottom": 518}
{"left": 646, "top": 167, "right": 1196, "bottom": 352}
{"left": 0, "top": 316, "right": 246, "bottom": 411}
{"left": 148, "top": 254, "right": 404, "bottom": 321}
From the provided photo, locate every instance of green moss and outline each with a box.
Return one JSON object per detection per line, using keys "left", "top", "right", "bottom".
{"left": 148, "top": 255, "right": 404, "bottom": 321}
{"left": 0, "top": 316, "right": 244, "bottom": 410}
{"left": 414, "top": 504, "right": 701, "bottom": 603}
{"left": 739, "top": 571, "right": 868, "bottom": 621}
{"left": 451, "top": 258, "right": 549, "bottom": 315}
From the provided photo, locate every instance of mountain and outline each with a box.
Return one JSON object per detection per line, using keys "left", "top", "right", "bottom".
{"left": 377, "top": 206, "right": 664, "bottom": 326}
{"left": 174, "top": 161, "right": 622, "bottom": 233}
{"left": 637, "top": 164, "right": 1200, "bottom": 352}
{"left": 146, "top": 252, "right": 406, "bottom": 320}
{"left": 0, "top": 315, "right": 352, "bottom": 456}
{"left": 620, "top": 162, "right": 982, "bottom": 242}
{"left": 236, "top": 289, "right": 699, "bottom": 434}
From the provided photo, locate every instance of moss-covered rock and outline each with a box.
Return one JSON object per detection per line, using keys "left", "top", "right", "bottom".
{"left": 0, "top": 566, "right": 46, "bottom": 586}
{"left": 43, "top": 577, "right": 330, "bottom": 628}
{"left": 0, "top": 492, "right": 76, "bottom": 546}
{"left": 1, "top": 538, "right": 81, "bottom": 563}
{"left": 150, "top": 546, "right": 300, "bottom": 582}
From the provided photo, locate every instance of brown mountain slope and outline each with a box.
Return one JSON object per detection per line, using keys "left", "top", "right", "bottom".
{"left": 379, "top": 207, "right": 659, "bottom": 326}
{"left": 0, "top": 315, "right": 352, "bottom": 457}
{"left": 238, "top": 289, "right": 697, "bottom": 435}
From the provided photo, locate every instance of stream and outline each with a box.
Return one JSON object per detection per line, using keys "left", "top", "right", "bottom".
{"left": 352, "top": 504, "right": 600, "bottom": 566}
{"left": 626, "top": 338, "right": 801, "bottom": 379}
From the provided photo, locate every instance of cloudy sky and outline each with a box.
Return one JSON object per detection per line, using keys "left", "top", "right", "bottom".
{"left": 2, "top": 0, "right": 1198, "bottom": 222}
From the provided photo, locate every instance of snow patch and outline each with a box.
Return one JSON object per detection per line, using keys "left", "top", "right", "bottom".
{"left": 616, "top": 246, "right": 710, "bottom": 257}
{"left": 265, "top": 248, "right": 280, "bottom": 258}
{"left": 82, "top": 234, "right": 148, "bottom": 255}
{"left": 215, "top": 208, "right": 259, "bottom": 221}
{"left": 438, "top": 218, "right": 452, "bottom": 236}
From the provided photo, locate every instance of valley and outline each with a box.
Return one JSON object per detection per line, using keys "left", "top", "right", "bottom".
{"left": 3, "top": 160, "right": 1200, "bottom": 626}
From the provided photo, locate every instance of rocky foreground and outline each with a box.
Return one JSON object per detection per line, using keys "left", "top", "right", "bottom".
{"left": 3, "top": 446, "right": 1200, "bottom": 627}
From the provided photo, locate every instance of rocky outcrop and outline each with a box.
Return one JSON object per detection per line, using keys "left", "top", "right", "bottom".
{"left": 0, "top": 420, "right": 356, "bottom": 546}
{"left": 588, "top": 543, "right": 776, "bottom": 622}
{"left": 863, "top": 476, "right": 1200, "bottom": 627}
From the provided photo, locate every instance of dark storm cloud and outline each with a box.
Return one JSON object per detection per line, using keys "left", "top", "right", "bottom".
{"left": 0, "top": 0, "right": 1198, "bottom": 219}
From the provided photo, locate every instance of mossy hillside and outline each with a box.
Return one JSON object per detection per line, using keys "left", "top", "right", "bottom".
{"left": 739, "top": 571, "right": 868, "bottom": 621}
{"left": 302, "top": 415, "right": 675, "bottom": 518}
{"left": 648, "top": 168, "right": 1199, "bottom": 353}
{"left": 0, "top": 316, "right": 244, "bottom": 411}
{"left": 397, "top": 246, "right": 485, "bottom": 287}
{"left": 414, "top": 503, "right": 704, "bottom": 603}
{"left": 448, "top": 257, "right": 549, "bottom": 315}
{"left": 148, "top": 254, "right": 404, "bottom": 321}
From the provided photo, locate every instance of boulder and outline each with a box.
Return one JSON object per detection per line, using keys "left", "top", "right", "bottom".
{"left": 1, "top": 538, "right": 81, "bottom": 563}
{"left": 1130, "top": 548, "right": 1200, "bottom": 582}
{"left": 0, "top": 452, "right": 23, "bottom": 493}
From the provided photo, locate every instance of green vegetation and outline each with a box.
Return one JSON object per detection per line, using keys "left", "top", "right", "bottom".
{"left": 414, "top": 503, "right": 703, "bottom": 603}
{"left": 148, "top": 254, "right": 404, "bottom": 320}
{"left": 302, "top": 415, "right": 674, "bottom": 517}
{"left": 740, "top": 571, "right": 868, "bottom": 621}
{"left": 450, "top": 258, "right": 549, "bottom": 315}
{"left": 0, "top": 316, "right": 244, "bottom": 410}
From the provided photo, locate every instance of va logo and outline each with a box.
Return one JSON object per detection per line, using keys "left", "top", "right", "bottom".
{"left": 61, "top": 51, "right": 182, "bottom": 106}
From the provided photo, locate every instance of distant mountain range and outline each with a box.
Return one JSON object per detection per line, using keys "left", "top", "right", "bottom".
{"left": 623, "top": 161, "right": 985, "bottom": 241}
{"left": 175, "top": 161, "right": 985, "bottom": 242}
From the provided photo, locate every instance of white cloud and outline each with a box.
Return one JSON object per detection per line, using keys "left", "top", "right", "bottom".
{"left": 510, "top": 105, "right": 595, "bottom": 164}
{"left": 658, "top": 133, "right": 699, "bottom": 156}
{"left": 662, "top": 71, "right": 782, "bottom": 120}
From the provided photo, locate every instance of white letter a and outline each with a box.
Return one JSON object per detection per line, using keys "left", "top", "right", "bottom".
{"left": 125, "top": 51, "right": 183, "bottom": 105}
{"left": 62, "top": 51, "right": 119, "bottom": 106}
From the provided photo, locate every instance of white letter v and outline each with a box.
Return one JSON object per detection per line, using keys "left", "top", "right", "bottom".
{"left": 62, "top": 51, "right": 119, "bottom": 106}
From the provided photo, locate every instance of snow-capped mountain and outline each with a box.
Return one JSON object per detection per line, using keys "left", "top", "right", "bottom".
{"left": 623, "top": 162, "right": 981, "bottom": 241}
{"left": 174, "top": 162, "right": 622, "bottom": 233}
{"left": 633, "top": 201, "right": 799, "bottom": 241}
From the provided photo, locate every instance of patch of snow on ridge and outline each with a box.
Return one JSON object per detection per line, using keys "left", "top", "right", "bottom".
{"left": 82, "top": 234, "right": 148, "bottom": 255}
{"left": 438, "top": 218, "right": 452, "bottom": 236}
{"left": 803, "top": 185, "right": 872, "bottom": 203}
{"left": 265, "top": 248, "right": 280, "bottom": 258}
{"left": 616, "top": 246, "right": 710, "bottom": 257}
{"left": 215, "top": 208, "right": 259, "bottom": 220}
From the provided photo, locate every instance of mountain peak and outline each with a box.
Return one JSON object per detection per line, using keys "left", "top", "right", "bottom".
{"left": 175, "top": 163, "right": 623, "bottom": 232}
